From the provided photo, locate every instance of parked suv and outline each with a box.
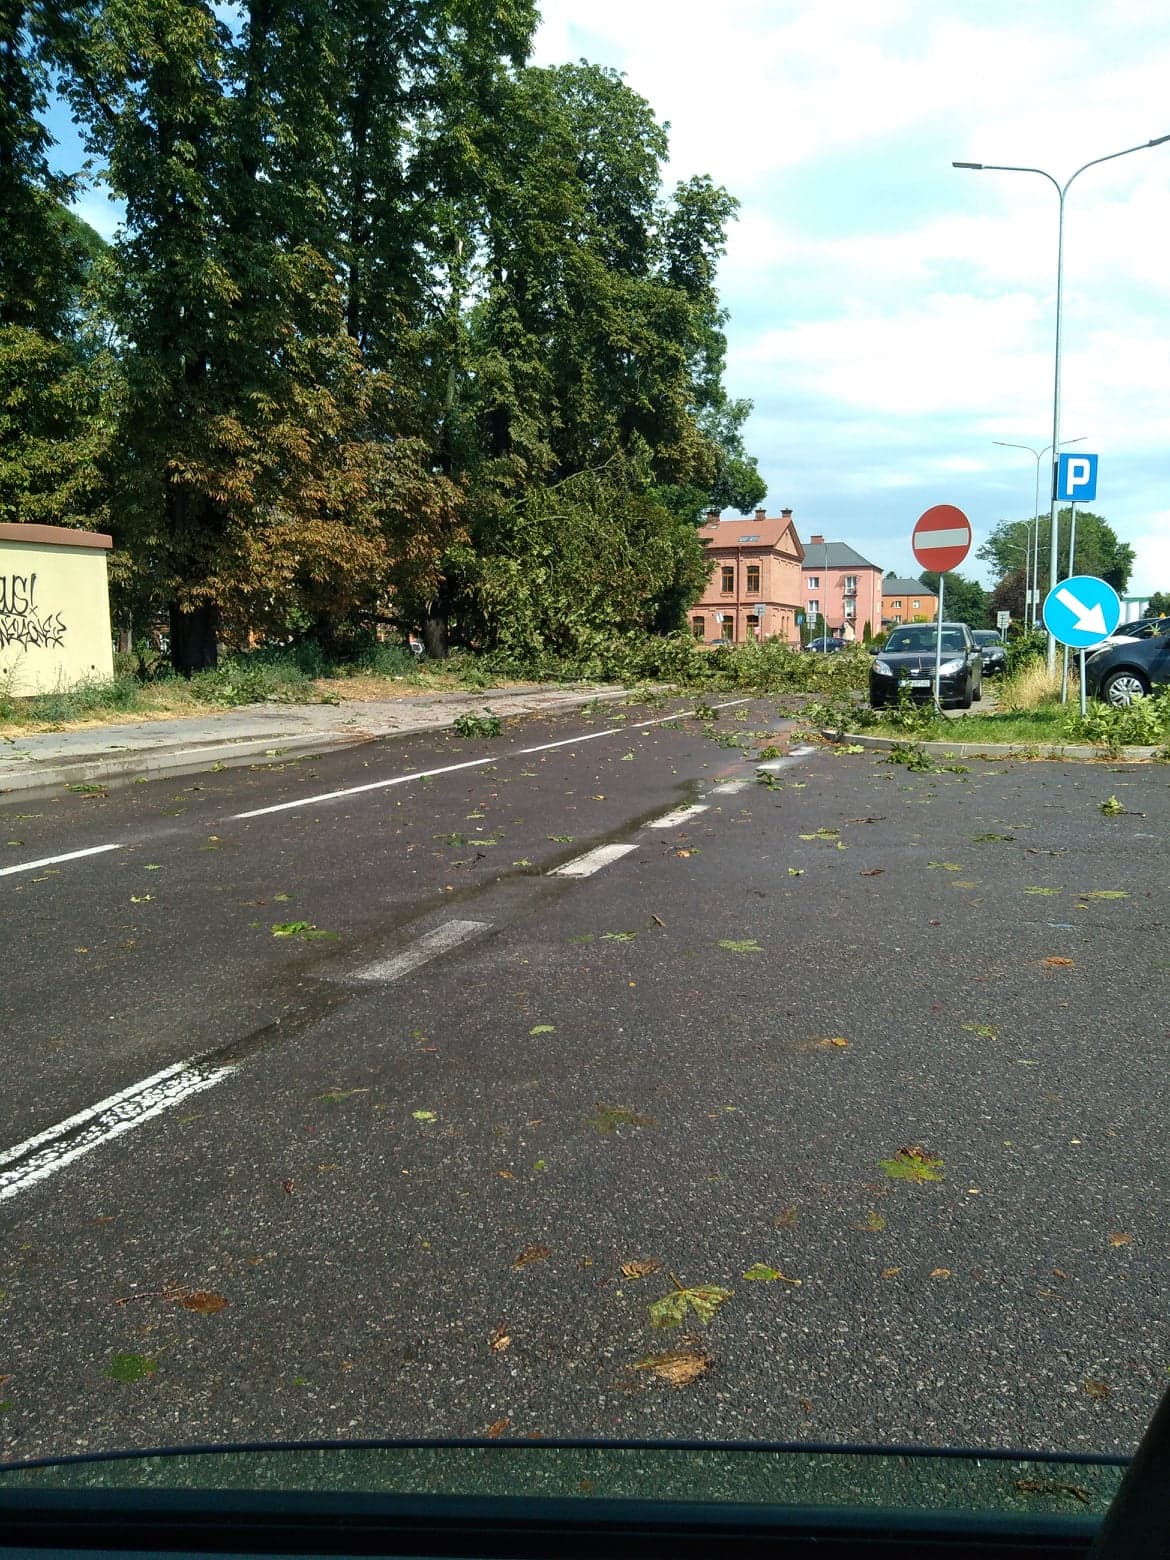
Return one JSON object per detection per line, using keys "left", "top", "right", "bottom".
{"left": 870, "top": 621, "right": 982, "bottom": 709}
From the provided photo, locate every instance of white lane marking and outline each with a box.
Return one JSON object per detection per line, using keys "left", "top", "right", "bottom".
{"left": 0, "top": 842, "right": 124, "bottom": 880}
{"left": 350, "top": 919, "right": 489, "bottom": 983}
{"left": 550, "top": 843, "right": 638, "bottom": 877}
{"left": 230, "top": 700, "right": 755, "bottom": 820}
{"left": 710, "top": 780, "right": 749, "bottom": 796}
{"left": 232, "top": 756, "right": 498, "bottom": 820}
{"left": 788, "top": 744, "right": 818, "bottom": 756}
{"left": 0, "top": 1060, "right": 233, "bottom": 1203}
{"left": 648, "top": 803, "right": 709, "bottom": 829}
{"left": 755, "top": 760, "right": 787, "bottom": 772}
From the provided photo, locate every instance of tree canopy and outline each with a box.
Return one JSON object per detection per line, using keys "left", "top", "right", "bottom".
{"left": 4, "top": 2, "right": 762, "bottom": 671}
{"left": 978, "top": 510, "right": 1134, "bottom": 597}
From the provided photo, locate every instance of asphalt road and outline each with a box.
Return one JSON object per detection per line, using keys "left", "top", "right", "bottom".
{"left": 1, "top": 693, "right": 1168, "bottom": 1466}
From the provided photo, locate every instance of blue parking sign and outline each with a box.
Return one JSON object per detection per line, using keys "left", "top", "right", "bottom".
{"left": 1056, "top": 452, "right": 1098, "bottom": 502}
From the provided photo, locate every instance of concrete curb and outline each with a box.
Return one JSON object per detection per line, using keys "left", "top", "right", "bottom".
{"left": 824, "top": 731, "right": 1161, "bottom": 762}
{"left": 0, "top": 685, "right": 637, "bottom": 799}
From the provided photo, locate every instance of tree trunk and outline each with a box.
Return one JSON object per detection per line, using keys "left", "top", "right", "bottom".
{"left": 169, "top": 600, "right": 219, "bottom": 676}
{"left": 421, "top": 611, "right": 448, "bottom": 659}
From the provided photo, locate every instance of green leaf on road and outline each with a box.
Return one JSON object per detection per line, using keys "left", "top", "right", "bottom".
{"left": 857, "top": 1210, "right": 886, "bottom": 1232}
{"left": 1081, "top": 890, "right": 1128, "bottom": 900}
{"left": 530, "top": 1025, "right": 556, "bottom": 1035}
{"left": 798, "top": 828, "right": 839, "bottom": 840}
{"left": 412, "top": 1110, "right": 436, "bottom": 1122}
{"left": 548, "top": 834, "right": 574, "bottom": 843}
{"left": 880, "top": 1146, "right": 944, "bottom": 1183}
{"left": 271, "top": 922, "right": 338, "bottom": 940}
{"left": 105, "top": 1353, "right": 157, "bottom": 1383}
{"left": 717, "top": 939, "right": 762, "bottom": 953}
{"left": 743, "top": 1263, "right": 801, "bottom": 1282}
{"left": 1023, "top": 886, "right": 1061, "bottom": 895}
{"left": 928, "top": 861, "right": 963, "bottom": 871}
{"left": 649, "top": 1280, "right": 733, "bottom": 1328}
{"left": 601, "top": 930, "right": 638, "bottom": 941}
{"left": 1100, "top": 796, "right": 1124, "bottom": 816}
{"left": 963, "top": 1024, "right": 997, "bottom": 1040}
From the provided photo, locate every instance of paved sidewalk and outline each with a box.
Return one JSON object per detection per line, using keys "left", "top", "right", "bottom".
{"left": 0, "top": 684, "right": 630, "bottom": 797}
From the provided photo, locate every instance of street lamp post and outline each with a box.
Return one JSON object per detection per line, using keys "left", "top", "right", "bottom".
{"left": 955, "top": 134, "right": 1170, "bottom": 670}
{"left": 992, "top": 437, "right": 1086, "bottom": 629}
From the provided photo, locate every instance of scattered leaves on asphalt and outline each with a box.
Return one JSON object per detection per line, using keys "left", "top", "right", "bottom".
{"left": 880, "top": 1146, "right": 945, "bottom": 1183}
{"left": 512, "top": 1244, "right": 552, "bottom": 1269}
{"left": 1080, "top": 890, "right": 1128, "bottom": 900}
{"left": 774, "top": 1206, "right": 798, "bottom": 1230}
{"left": 930, "top": 1268, "right": 952, "bottom": 1279}
{"left": 1016, "top": 1480, "right": 1093, "bottom": 1506}
{"left": 412, "top": 1109, "right": 436, "bottom": 1122}
{"left": 317, "top": 1087, "right": 369, "bottom": 1102}
{"left": 649, "top": 1279, "right": 733, "bottom": 1329}
{"left": 487, "top": 1418, "right": 511, "bottom": 1437}
{"left": 1042, "top": 956, "right": 1075, "bottom": 968}
{"left": 857, "top": 1210, "right": 886, "bottom": 1232}
{"left": 798, "top": 828, "right": 839, "bottom": 840}
{"left": 1084, "top": 1379, "right": 1110, "bottom": 1400}
{"left": 529, "top": 1025, "right": 556, "bottom": 1035}
{"left": 1109, "top": 1232, "right": 1132, "bottom": 1247}
{"left": 601, "top": 931, "right": 638, "bottom": 941}
{"left": 860, "top": 867, "right": 884, "bottom": 877}
{"left": 928, "top": 861, "right": 963, "bottom": 871}
{"left": 880, "top": 1267, "right": 901, "bottom": 1279}
{"left": 620, "top": 1258, "right": 662, "bottom": 1280}
{"left": 635, "top": 1349, "right": 710, "bottom": 1387}
{"left": 962, "top": 1024, "right": 997, "bottom": 1040}
{"left": 814, "top": 1036, "right": 849, "bottom": 1049}
{"left": 971, "top": 833, "right": 1014, "bottom": 842}
{"left": 717, "top": 938, "right": 762, "bottom": 954}
{"left": 588, "top": 1104, "right": 656, "bottom": 1135}
{"left": 1099, "top": 796, "right": 1124, "bottom": 816}
{"left": 548, "top": 834, "right": 574, "bottom": 843}
{"left": 489, "top": 1326, "right": 512, "bottom": 1353}
{"left": 1023, "top": 886, "right": 1061, "bottom": 895}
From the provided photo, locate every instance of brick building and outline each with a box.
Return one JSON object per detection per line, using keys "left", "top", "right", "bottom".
{"left": 800, "top": 536, "right": 883, "bottom": 641}
{"left": 693, "top": 509, "right": 804, "bottom": 646}
{"left": 881, "top": 576, "right": 938, "bottom": 626}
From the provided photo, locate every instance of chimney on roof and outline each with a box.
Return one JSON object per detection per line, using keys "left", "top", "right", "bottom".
{"left": 705, "top": 509, "right": 719, "bottom": 522}
{"left": 754, "top": 507, "right": 767, "bottom": 520}
{"left": 810, "top": 534, "right": 825, "bottom": 544}
{"left": 781, "top": 508, "right": 792, "bottom": 519}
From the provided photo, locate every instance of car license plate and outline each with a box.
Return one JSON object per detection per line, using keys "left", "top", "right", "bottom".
{"left": 909, "top": 678, "right": 931, "bottom": 688}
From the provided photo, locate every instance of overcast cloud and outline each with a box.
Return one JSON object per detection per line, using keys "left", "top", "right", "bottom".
{"left": 534, "top": 0, "right": 1170, "bottom": 596}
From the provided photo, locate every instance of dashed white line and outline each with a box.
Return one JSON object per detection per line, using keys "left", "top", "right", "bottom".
{"left": 350, "top": 919, "right": 490, "bottom": 983}
{"left": 648, "top": 803, "right": 709, "bottom": 829}
{"left": 0, "top": 842, "right": 124, "bottom": 879}
{"left": 230, "top": 700, "right": 754, "bottom": 820}
{"left": 710, "top": 780, "right": 749, "bottom": 796}
{"left": 549, "top": 843, "right": 638, "bottom": 877}
{"left": 0, "top": 1059, "right": 234, "bottom": 1203}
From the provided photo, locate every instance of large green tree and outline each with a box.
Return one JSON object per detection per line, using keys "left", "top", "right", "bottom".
{"left": 918, "top": 569, "right": 988, "bottom": 628}
{"left": 978, "top": 510, "right": 1133, "bottom": 596}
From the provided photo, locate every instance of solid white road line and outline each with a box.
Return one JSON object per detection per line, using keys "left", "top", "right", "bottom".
{"left": 648, "top": 803, "right": 709, "bottom": 829}
{"left": 0, "top": 1059, "right": 234, "bottom": 1203}
{"left": 350, "top": 918, "right": 490, "bottom": 983}
{"left": 710, "top": 780, "right": 749, "bottom": 796}
{"left": 549, "top": 843, "right": 638, "bottom": 877}
{"left": 231, "top": 700, "right": 755, "bottom": 821}
{"left": 0, "top": 842, "right": 124, "bottom": 879}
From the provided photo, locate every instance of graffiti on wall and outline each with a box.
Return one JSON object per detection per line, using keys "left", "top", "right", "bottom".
{"left": 0, "top": 573, "right": 67, "bottom": 650}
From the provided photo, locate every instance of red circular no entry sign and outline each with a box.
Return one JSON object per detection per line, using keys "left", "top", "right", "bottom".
{"left": 912, "top": 504, "right": 971, "bottom": 573}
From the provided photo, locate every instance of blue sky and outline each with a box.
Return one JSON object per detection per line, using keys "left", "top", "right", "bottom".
{"left": 534, "top": 0, "right": 1170, "bottom": 597}
{"left": 45, "top": 1, "right": 1170, "bottom": 598}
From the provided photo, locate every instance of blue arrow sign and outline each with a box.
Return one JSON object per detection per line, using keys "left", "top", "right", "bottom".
{"left": 1042, "top": 574, "right": 1120, "bottom": 648}
{"left": 1056, "top": 452, "right": 1098, "bottom": 502}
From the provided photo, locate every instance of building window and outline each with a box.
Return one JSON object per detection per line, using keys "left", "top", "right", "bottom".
{"left": 808, "top": 599, "right": 819, "bottom": 616}
{"left": 844, "top": 600, "right": 856, "bottom": 618}
{"left": 746, "top": 617, "right": 759, "bottom": 641}
{"left": 844, "top": 575, "right": 858, "bottom": 592}
{"left": 807, "top": 576, "right": 819, "bottom": 590}
{"left": 721, "top": 565, "right": 734, "bottom": 593}
{"left": 720, "top": 617, "right": 734, "bottom": 641}
{"left": 893, "top": 599, "right": 902, "bottom": 609}
{"left": 893, "top": 614, "right": 902, "bottom": 624}
{"left": 912, "top": 599, "right": 920, "bottom": 610}
{"left": 691, "top": 615, "right": 705, "bottom": 640}
{"left": 746, "top": 563, "right": 760, "bottom": 593}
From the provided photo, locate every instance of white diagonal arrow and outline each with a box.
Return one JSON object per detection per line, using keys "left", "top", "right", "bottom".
{"left": 1055, "top": 586, "right": 1107, "bottom": 637}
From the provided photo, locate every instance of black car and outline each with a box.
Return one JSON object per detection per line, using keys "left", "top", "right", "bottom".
{"left": 971, "top": 628, "right": 1007, "bottom": 675}
{"left": 869, "top": 621, "right": 982, "bottom": 709}
{"left": 805, "top": 635, "right": 846, "bottom": 653}
{"left": 1084, "top": 628, "right": 1170, "bottom": 705}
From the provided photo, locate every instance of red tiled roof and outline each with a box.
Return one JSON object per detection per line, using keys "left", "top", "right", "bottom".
{"left": 699, "top": 516, "right": 803, "bottom": 557}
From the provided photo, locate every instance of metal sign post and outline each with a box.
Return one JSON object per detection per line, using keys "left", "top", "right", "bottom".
{"left": 934, "top": 575, "right": 946, "bottom": 709}
{"left": 911, "top": 505, "right": 972, "bottom": 713}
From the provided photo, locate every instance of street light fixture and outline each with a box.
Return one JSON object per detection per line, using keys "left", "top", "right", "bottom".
{"left": 992, "top": 437, "right": 1086, "bottom": 629}
{"left": 954, "top": 134, "right": 1170, "bottom": 670}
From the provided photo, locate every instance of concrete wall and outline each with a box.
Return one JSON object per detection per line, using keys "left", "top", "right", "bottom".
{"left": 0, "top": 524, "right": 115, "bottom": 695}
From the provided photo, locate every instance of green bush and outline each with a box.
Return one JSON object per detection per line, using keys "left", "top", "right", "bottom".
{"left": 1063, "top": 687, "right": 1170, "bottom": 752}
